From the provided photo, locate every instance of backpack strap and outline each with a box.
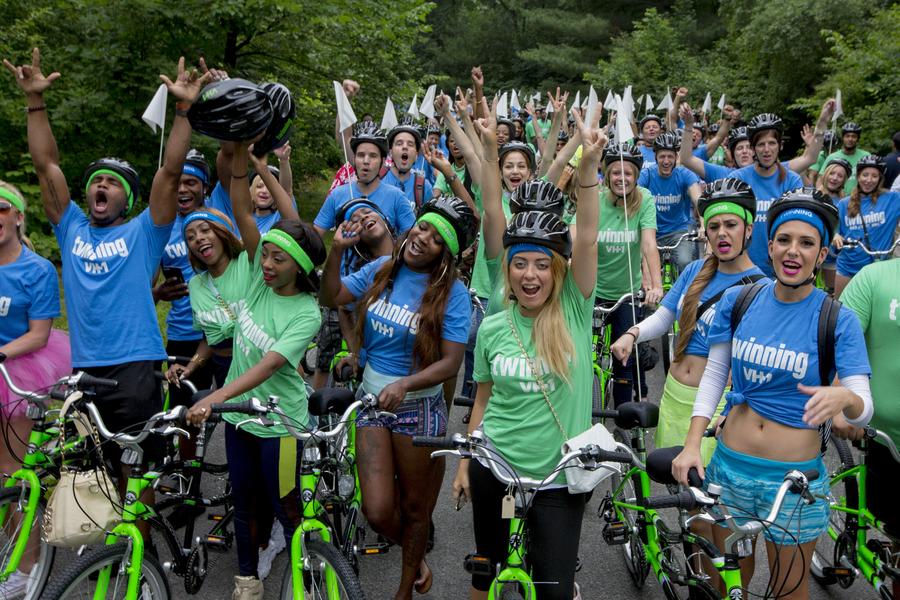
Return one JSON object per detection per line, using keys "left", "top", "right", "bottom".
{"left": 414, "top": 173, "right": 425, "bottom": 210}
{"left": 817, "top": 295, "right": 841, "bottom": 386}
{"left": 729, "top": 281, "right": 767, "bottom": 334}
{"left": 696, "top": 274, "right": 766, "bottom": 321}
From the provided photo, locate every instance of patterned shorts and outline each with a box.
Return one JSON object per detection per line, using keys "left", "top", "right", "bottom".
{"left": 357, "top": 389, "right": 447, "bottom": 437}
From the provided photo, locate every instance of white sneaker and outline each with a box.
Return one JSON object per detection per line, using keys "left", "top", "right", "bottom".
{"left": 573, "top": 582, "right": 582, "bottom": 600}
{"left": 0, "top": 570, "right": 29, "bottom": 600}
{"left": 257, "top": 521, "right": 286, "bottom": 580}
{"left": 231, "top": 575, "right": 263, "bottom": 600}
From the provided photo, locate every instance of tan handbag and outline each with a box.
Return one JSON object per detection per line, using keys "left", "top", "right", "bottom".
{"left": 42, "top": 392, "right": 121, "bottom": 547}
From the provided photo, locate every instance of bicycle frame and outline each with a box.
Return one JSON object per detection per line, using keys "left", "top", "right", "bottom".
{"left": 487, "top": 513, "right": 536, "bottom": 600}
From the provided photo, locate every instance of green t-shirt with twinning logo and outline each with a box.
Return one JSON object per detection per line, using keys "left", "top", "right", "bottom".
{"left": 221, "top": 243, "right": 322, "bottom": 438}
{"left": 188, "top": 252, "right": 252, "bottom": 345}
{"left": 595, "top": 187, "right": 656, "bottom": 299}
{"left": 839, "top": 259, "right": 900, "bottom": 447}
{"left": 474, "top": 270, "right": 596, "bottom": 482}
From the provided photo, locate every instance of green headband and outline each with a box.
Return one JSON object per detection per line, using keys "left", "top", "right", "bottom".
{"left": 703, "top": 201, "right": 753, "bottom": 225}
{"left": 0, "top": 188, "right": 25, "bottom": 213}
{"left": 261, "top": 228, "right": 315, "bottom": 274}
{"left": 417, "top": 212, "right": 459, "bottom": 256}
{"left": 85, "top": 169, "right": 134, "bottom": 211}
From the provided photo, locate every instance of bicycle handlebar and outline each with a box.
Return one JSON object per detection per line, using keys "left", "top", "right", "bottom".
{"left": 865, "top": 427, "right": 900, "bottom": 464}
{"left": 80, "top": 402, "right": 187, "bottom": 448}
{"left": 594, "top": 289, "right": 645, "bottom": 316}
{"left": 0, "top": 362, "right": 118, "bottom": 406}
{"left": 657, "top": 230, "right": 700, "bottom": 252}
{"left": 841, "top": 237, "right": 900, "bottom": 258}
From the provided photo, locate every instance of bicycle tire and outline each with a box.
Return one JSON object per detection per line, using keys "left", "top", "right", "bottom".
{"left": 43, "top": 542, "right": 171, "bottom": 599}
{"left": 499, "top": 589, "right": 525, "bottom": 600}
{"left": 279, "top": 539, "right": 366, "bottom": 600}
{"left": 591, "top": 371, "right": 603, "bottom": 424}
{"left": 610, "top": 428, "right": 650, "bottom": 588}
{"left": 810, "top": 436, "right": 858, "bottom": 588}
{"left": 0, "top": 485, "right": 55, "bottom": 600}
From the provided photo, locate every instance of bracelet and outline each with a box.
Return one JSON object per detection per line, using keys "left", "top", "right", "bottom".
{"left": 447, "top": 174, "right": 458, "bottom": 183}
{"left": 25, "top": 105, "right": 46, "bottom": 113}
{"left": 578, "top": 182, "right": 599, "bottom": 188}
{"left": 623, "top": 329, "right": 638, "bottom": 341}
{"left": 190, "top": 353, "right": 207, "bottom": 366}
{"left": 175, "top": 108, "right": 189, "bottom": 118}
{"left": 232, "top": 172, "right": 249, "bottom": 179}
{"left": 175, "top": 101, "right": 192, "bottom": 112}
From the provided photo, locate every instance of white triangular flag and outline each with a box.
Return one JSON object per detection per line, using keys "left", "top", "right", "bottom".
{"left": 657, "top": 89, "right": 673, "bottom": 112}
{"left": 717, "top": 93, "right": 726, "bottom": 110}
{"left": 420, "top": 85, "right": 437, "bottom": 119}
{"left": 497, "top": 92, "right": 509, "bottom": 118}
{"left": 832, "top": 89, "right": 843, "bottom": 122}
{"left": 636, "top": 94, "right": 644, "bottom": 105}
{"left": 614, "top": 94, "right": 634, "bottom": 144}
{"left": 333, "top": 81, "right": 357, "bottom": 132}
{"left": 645, "top": 94, "right": 654, "bottom": 111}
{"left": 380, "top": 97, "right": 398, "bottom": 131}
{"left": 510, "top": 90, "right": 520, "bottom": 111}
{"left": 623, "top": 85, "right": 634, "bottom": 116}
{"left": 571, "top": 91, "right": 581, "bottom": 112}
{"left": 532, "top": 92, "right": 541, "bottom": 103}
{"left": 546, "top": 95, "right": 554, "bottom": 114}
{"left": 604, "top": 89, "right": 614, "bottom": 109}
{"left": 406, "top": 94, "right": 419, "bottom": 119}
{"left": 141, "top": 84, "right": 168, "bottom": 133}
{"left": 585, "top": 87, "right": 600, "bottom": 125}
{"left": 701, "top": 92, "right": 712, "bottom": 114}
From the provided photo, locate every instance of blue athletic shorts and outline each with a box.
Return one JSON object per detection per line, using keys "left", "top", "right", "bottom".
{"left": 704, "top": 440, "right": 829, "bottom": 544}
{"left": 357, "top": 390, "right": 447, "bottom": 437}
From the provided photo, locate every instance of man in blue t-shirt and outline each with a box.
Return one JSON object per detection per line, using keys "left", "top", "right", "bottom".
{"left": 11, "top": 50, "right": 206, "bottom": 492}
{"left": 381, "top": 119, "right": 434, "bottom": 213}
{"left": 638, "top": 133, "right": 702, "bottom": 273}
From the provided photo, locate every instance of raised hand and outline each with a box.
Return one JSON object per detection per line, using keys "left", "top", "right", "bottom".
{"left": 160, "top": 57, "right": 211, "bottom": 104}
{"left": 332, "top": 221, "right": 362, "bottom": 251}
{"left": 470, "top": 66, "right": 484, "bottom": 89}
{"left": 423, "top": 143, "right": 452, "bottom": 174}
{"left": 342, "top": 79, "right": 360, "bottom": 99}
{"left": 547, "top": 87, "right": 569, "bottom": 114}
{"left": 273, "top": 142, "right": 292, "bottom": 161}
{"left": 198, "top": 57, "right": 229, "bottom": 82}
{"left": 3, "top": 47, "right": 60, "bottom": 96}
{"left": 247, "top": 149, "right": 269, "bottom": 174}
{"left": 800, "top": 124, "right": 815, "bottom": 147}
{"left": 454, "top": 87, "right": 468, "bottom": 113}
{"left": 675, "top": 87, "right": 689, "bottom": 100}
{"left": 679, "top": 102, "right": 693, "bottom": 124}
{"left": 436, "top": 93, "right": 452, "bottom": 117}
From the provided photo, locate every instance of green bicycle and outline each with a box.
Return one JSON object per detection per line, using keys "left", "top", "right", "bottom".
{"left": 811, "top": 428, "right": 900, "bottom": 599}
{"left": 591, "top": 290, "right": 644, "bottom": 421}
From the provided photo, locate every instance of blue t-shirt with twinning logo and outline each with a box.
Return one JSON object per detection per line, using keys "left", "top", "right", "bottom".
{"left": 661, "top": 259, "right": 767, "bottom": 357}
{"left": 638, "top": 166, "right": 700, "bottom": 235}
{"left": 161, "top": 213, "right": 202, "bottom": 341}
{"left": 708, "top": 282, "right": 870, "bottom": 429}
{"left": 638, "top": 145, "right": 656, "bottom": 165}
{"left": 731, "top": 165, "right": 804, "bottom": 277}
{"left": 0, "top": 246, "right": 61, "bottom": 345}
{"left": 380, "top": 169, "right": 434, "bottom": 214}
{"left": 836, "top": 191, "right": 900, "bottom": 276}
{"left": 341, "top": 255, "right": 470, "bottom": 377}
{"left": 53, "top": 203, "right": 172, "bottom": 367}
{"left": 315, "top": 181, "right": 415, "bottom": 234}
{"left": 205, "top": 181, "right": 298, "bottom": 236}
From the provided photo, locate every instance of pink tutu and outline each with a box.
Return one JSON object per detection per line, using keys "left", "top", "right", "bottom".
{"left": 1, "top": 329, "right": 71, "bottom": 419}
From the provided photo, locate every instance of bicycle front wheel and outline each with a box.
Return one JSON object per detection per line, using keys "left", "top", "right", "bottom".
{"left": 610, "top": 429, "right": 650, "bottom": 588}
{"left": 810, "top": 436, "right": 858, "bottom": 588}
{"left": 0, "top": 484, "right": 55, "bottom": 600}
{"left": 43, "top": 542, "right": 171, "bottom": 600}
{"left": 279, "top": 539, "right": 366, "bottom": 600}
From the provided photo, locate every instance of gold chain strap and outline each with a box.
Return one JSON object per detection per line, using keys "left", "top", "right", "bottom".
{"left": 505, "top": 309, "right": 569, "bottom": 440}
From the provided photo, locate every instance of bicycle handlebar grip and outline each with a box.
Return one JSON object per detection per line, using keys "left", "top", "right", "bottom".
{"left": 167, "top": 355, "right": 193, "bottom": 365}
{"left": 78, "top": 374, "right": 119, "bottom": 390}
{"left": 412, "top": 436, "right": 457, "bottom": 449}
{"left": 688, "top": 468, "right": 703, "bottom": 489}
{"left": 802, "top": 469, "right": 819, "bottom": 482}
{"left": 588, "top": 448, "right": 633, "bottom": 463}
{"left": 592, "top": 409, "right": 618, "bottom": 419}
{"left": 50, "top": 389, "right": 67, "bottom": 401}
{"left": 453, "top": 396, "right": 475, "bottom": 408}
{"left": 333, "top": 364, "right": 354, "bottom": 383}
{"left": 210, "top": 401, "right": 259, "bottom": 415}
{"left": 643, "top": 490, "right": 697, "bottom": 510}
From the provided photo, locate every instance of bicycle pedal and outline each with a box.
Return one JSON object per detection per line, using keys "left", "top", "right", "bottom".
{"left": 156, "top": 485, "right": 177, "bottom": 494}
{"left": 463, "top": 554, "right": 493, "bottom": 576}
{"left": 205, "top": 534, "right": 229, "bottom": 549}
{"left": 357, "top": 542, "right": 390, "bottom": 555}
{"left": 822, "top": 565, "right": 854, "bottom": 579}
{"left": 867, "top": 538, "right": 893, "bottom": 556}
{"left": 207, "top": 513, "right": 225, "bottom": 522}
{"left": 602, "top": 521, "right": 629, "bottom": 545}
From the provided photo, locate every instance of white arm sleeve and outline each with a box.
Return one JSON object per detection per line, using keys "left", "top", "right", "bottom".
{"left": 635, "top": 306, "right": 676, "bottom": 342}
{"left": 692, "top": 342, "right": 731, "bottom": 420}
{"left": 840, "top": 374, "right": 874, "bottom": 427}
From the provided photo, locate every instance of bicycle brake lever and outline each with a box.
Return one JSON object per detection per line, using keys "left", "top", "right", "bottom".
{"left": 235, "top": 417, "right": 269, "bottom": 430}
{"left": 155, "top": 425, "right": 191, "bottom": 439}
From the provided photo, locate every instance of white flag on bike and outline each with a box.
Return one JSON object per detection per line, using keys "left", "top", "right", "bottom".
{"left": 833, "top": 89, "right": 843, "bottom": 122}
{"left": 380, "top": 97, "right": 398, "bottom": 131}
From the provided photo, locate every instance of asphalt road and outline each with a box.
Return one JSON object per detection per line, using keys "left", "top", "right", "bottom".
{"left": 47, "top": 339, "right": 882, "bottom": 599}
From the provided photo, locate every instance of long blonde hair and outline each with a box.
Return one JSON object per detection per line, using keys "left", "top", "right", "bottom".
{"left": 815, "top": 163, "right": 847, "bottom": 199}
{"left": 502, "top": 249, "right": 574, "bottom": 382}
{"left": 601, "top": 162, "right": 643, "bottom": 217}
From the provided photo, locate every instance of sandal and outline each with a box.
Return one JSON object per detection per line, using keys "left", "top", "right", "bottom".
{"left": 414, "top": 560, "right": 433, "bottom": 594}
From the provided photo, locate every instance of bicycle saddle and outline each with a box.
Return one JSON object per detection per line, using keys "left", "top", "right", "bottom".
{"left": 614, "top": 401, "right": 659, "bottom": 430}
{"left": 646, "top": 446, "right": 682, "bottom": 486}
{"left": 308, "top": 388, "right": 357, "bottom": 417}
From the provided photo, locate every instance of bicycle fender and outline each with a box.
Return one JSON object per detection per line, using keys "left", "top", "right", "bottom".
{"left": 488, "top": 567, "right": 536, "bottom": 600}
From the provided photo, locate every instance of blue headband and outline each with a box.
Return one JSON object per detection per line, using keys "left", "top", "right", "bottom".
{"left": 343, "top": 201, "right": 387, "bottom": 225}
{"left": 769, "top": 208, "right": 829, "bottom": 244}
{"left": 182, "top": 211, "right": 233, "bottom": 235}
{"left": 508, "top": 243, "right": 552, "bottom": 258}
{"left": 182, "top": 164, "right": 209, "bottom": 184}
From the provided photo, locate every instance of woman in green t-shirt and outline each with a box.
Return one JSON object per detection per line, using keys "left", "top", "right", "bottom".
{"left": 186, "top": 143, "right": 326, "bottom": 598}
{"left": 597, "top": 142, "right": 662, "bottom": 406}
{"left": 453, "top": 111, "right": 606, "bottom": 600}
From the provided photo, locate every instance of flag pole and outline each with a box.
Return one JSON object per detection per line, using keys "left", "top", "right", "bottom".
{"left": 157, "top": 125, "right": 165, "bottom": 170}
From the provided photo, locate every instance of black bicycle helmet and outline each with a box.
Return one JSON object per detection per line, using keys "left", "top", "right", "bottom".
{"left": 184, "top": 148, "right": 211, "bottom": 183}
{"left": 841, "top": 122, "right": 862, "bottom": 135}
{"left": 252, "top": 82, "right": 296, "bottom": 157}
{"left": 82, "top": 157, "right": 141, "bottom": 213}
{"left": 497, "top": 118, "right": 516, "bottom": 136}
{"left": 249, "top": 164, "right": 281, "bottom": 182}
{"left": 767, "top": 187, "right": 839, "bottom": 243}
{"left": 693, "top": 121, "right": 706, "bottom": 134}
{"left": 509, "top": 180, "right": 566, "bottom": 216}
{"left": 349, "top": 122, "right": 388, "bottom": 157}
{"left": 188, "top": 78, "right": 273, "bottom": 142}
{"left": 416, "top": 196, "right": 477, "bottom": 259}
{"left": 822, "top": 129, "right": 836, "bottom": 149}
{"left": 503, "top": 210, "right": 572, "bottom": 259}
{"left": 697, "top": 178, "right": 757, "bottom": 223}
{"left": 824, "top": 157, "right": 853, "bottom": 178}
{"left": 855, "top": 154, "right": 886, "bottom": 176}
{"left": 653, "top": 131, "right": 680, "bottom": 153}
{"left": 603, "top": 142, "right": 644, "bottom": 170}
{"left": 387, "top": 116, "right": 422, "bottom": 149}
{"left": 747, "top": 113, "right": 783, "bottom": 142}
{"left": 727, "top": 126, "right": 750, "bottom": 152}
{"left": 709, "top": 123, "right": 720, "bottom": 135}
{"left": 425, "top": 123, "right": 442, "bottom": 137}
{"left": 499, "top": 141, "right": 536, "bottom": 172}
{"left": 639, "top": 114, "right": 662, "bottom": 130}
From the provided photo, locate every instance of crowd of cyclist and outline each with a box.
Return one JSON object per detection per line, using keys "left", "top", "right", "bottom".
{"left": 0, "top": 48, "right": 898, "bottom": 600}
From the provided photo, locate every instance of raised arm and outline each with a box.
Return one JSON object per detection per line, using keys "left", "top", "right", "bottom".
{"left": 319, "top": 223, "right": 360, "bottom": 308}
{"left": 537, "top": 88, "right": 568, "bottom": 177}
{"left": 424, "top": 144, "right": 479, "bottom": 222}
{"left": 474, "top": 114, "right": 504, "bottom": 261}
{"left": 438, "top": 93, "right": 482, "bottom": 185}
{"left": 667, "top": 87, "right": 688, "bottom": 132}
{"left": 788, "top": 99, "right": 836, "bottom": 174}
{"left": 678, "top": 104, "right": 707, "bottom": 179}
{"left": 230, "top": 145, "right": 260, "bottom": 260}
{"left": 703, "top": 106, "right": 737, "bottom": 157}
{"left": 471, "top": 66, "right": 485, "bottom": 120}
{"left": 249, "top": 150, "right": 298, "bottom": 221}
{"left": 152, "top": 57, "right": 211, "bottom": 225}
{"left": 4, "top": 48, "right": 68, "bottom": 224}
{"left": 570, "top": 109, "right": 605, "bottom": 297}
{"left": 273, "top": 143, "right": 294, "bottom": 196}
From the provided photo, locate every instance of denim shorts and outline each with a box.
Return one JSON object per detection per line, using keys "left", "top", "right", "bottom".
{"left": 704, "top": 440, "right": 829, "bottom": 544}
{"left": 357, "top": 390, "right": 447, "bottom": 437}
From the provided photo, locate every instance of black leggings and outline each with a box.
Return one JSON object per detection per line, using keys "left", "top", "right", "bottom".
{"left": 601, "top": 298, "right": 647, "bottom": 406}
{"left": 469, "top": 460, "right": 586, "bottom": 599}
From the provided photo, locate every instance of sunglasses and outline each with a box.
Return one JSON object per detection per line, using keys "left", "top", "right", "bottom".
{"left": 0, "top": 201, "right": 15, "bottom": 213}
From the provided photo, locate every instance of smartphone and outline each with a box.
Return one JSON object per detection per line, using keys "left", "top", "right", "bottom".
{"left": 161, "top": 266, "right": 185, "bottom": 285}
